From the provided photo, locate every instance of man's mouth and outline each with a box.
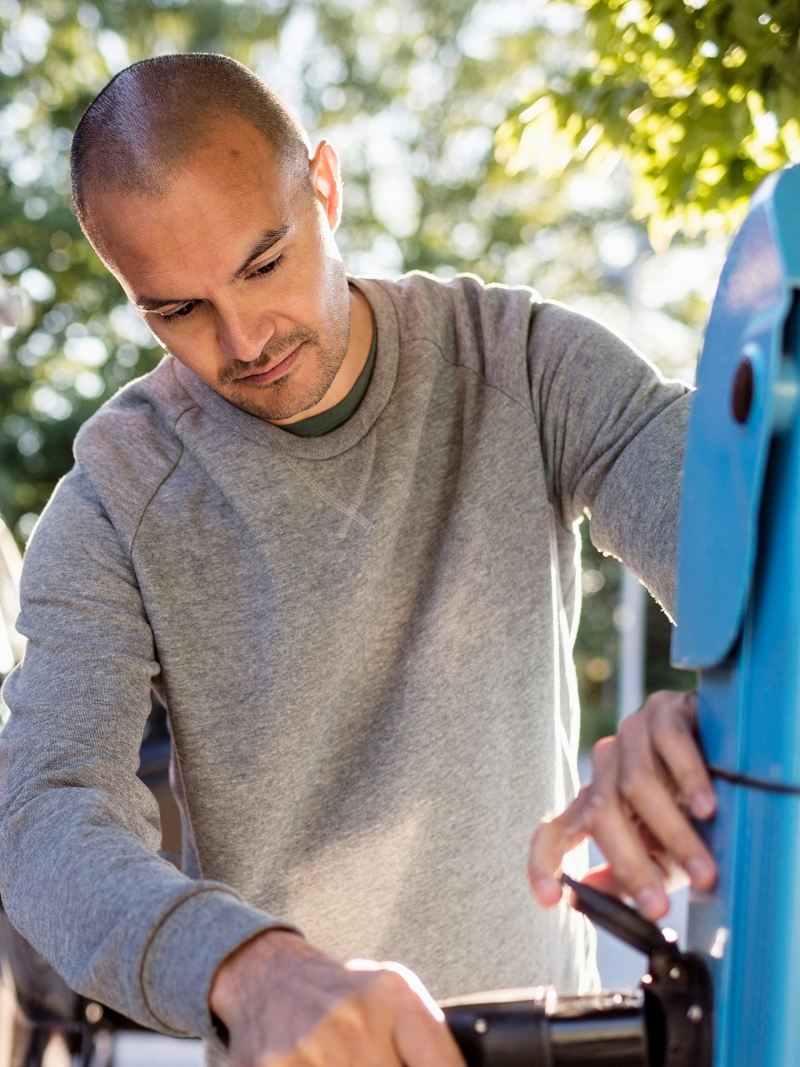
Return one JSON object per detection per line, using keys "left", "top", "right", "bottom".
{"left": 234, "top": 341, "right": 305, "bottom": 385}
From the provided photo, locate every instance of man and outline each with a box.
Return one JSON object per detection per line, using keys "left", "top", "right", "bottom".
{"left": 0, "top": 54, "right": 716, "bottom": 1067}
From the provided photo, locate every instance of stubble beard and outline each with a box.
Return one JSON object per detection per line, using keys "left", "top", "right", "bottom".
{"left": 218, "top": 315, "right": 350, "bottom": 424}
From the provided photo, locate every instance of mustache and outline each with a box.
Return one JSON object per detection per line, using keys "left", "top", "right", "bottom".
{"left": 218, "top": 327, "right": 317, "bottom": 385}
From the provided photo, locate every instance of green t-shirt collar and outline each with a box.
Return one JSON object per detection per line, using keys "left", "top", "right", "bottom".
{"left": 280, "top": 315, "right": 377, "bottom": 438}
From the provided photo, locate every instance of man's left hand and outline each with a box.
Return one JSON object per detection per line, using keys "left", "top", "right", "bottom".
{"left": 527, "top": 690, "right": 717, "bottom": 921}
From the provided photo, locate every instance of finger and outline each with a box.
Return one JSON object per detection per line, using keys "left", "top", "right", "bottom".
{"left": 394, "top": 1006, "right": 466, "bottom": 1067}
{"left": 647, "top": 691, "right": 716, "bottom": 819}
{"left": 590, "top": 733, "right": 615, "bottom": 774}
{"left": 583, "top": 843, "right": 689, "bottom": 896}
{"left": 583, "top": 738, "right": 670, "bottom": 919}
{"left": 616, "top": 703, "right": 717, "bottom": 891}
{"left": 382, "top": 967, "right": 465, "bottom": 1067}
{"left": 580, "top": 863, "right": 626, "bottom": 898}
{"left": 527, "top": 737, "right": 623, "bottom": 906}
{"left": 378, "top": 962, "right": 445, "bottom": 1022}
{"left": 617, "top": 755, "right": 716, "bottom": 891}
{"left": 527, "top": 787, "right": 594, "bottom": 907}
{"left": 587, "top": 797, "right": 670, "bottom": 918}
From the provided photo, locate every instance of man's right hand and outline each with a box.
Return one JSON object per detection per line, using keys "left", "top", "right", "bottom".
{"left": 209, "top": 928, "right": 467, "bottom": 1066}
{"left": 527, "top": 690, "right": 716, "bottom": 920}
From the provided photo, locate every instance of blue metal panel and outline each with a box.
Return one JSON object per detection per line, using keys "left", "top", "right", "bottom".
{"left": 673, "top": 169, "right": 796, "bottom": 669}
{"left": 673, "top": 164, "right": 800, "bottom": 1065}
{"left": 688, "top": 785, "right": 800, "bottom": 1065}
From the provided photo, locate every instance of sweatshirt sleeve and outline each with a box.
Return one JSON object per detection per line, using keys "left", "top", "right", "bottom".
{"left": 0, "top": 466, "right": 296, "bottom": 1044}
{"left": 527, "top": 300, "right": 692, "bottom": 620}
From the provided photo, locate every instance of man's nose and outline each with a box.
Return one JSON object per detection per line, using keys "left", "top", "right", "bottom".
{"left": 216, "top": 306, "right": 275, "bottom": 363}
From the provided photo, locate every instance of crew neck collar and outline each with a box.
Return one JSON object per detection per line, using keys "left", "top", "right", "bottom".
{"left": 170, "top": 277, "right": 399, "bottom": 459}
{"left": 281, "top": 310, "right": 377, "bottom": 437}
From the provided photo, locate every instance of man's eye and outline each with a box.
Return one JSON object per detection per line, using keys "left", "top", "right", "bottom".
{"left": 162, "top": 301, "right": 197, "bottom": 322}
{"left": 156, "top": 256, "right": 283, "bottom": 323}
{"left": 251, "top": 254, "right": 284, "bottom": 278}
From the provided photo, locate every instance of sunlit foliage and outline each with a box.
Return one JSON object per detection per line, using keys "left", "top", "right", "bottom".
{"left": 0, "top": 0, "right": 725, "bottom": 738}
{"left": 0, "top": 0, "right": 647, "bottom": 537}
{"left": 501, "top": 0, "right": 800, "bottom": 247}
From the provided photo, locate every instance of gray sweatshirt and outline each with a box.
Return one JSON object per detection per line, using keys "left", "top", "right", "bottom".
{"left": 0, "top": 272, "right": 689, "bottom": 1055}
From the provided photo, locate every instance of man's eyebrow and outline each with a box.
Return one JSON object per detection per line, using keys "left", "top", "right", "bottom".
{"left": 134, "top": 225, "right": 293, "bottom": 311}
{"left": 136, "top": 295, "right": 185, "bottom": 312}
{"left": 233, "top": 224, "right": 292, "bottom": 279}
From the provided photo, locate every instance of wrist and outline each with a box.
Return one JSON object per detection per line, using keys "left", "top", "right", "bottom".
{"left": 209, "top": 927, "right": 304, "bottom": 1026}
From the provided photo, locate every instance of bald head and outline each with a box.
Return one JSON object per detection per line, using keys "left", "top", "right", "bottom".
{"left": 71, "top": 53, "right": 312, "bottom": 249}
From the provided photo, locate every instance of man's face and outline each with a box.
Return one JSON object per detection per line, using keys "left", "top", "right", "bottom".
{"left": 84, "top": 116, "right": 352, "bottom": 423}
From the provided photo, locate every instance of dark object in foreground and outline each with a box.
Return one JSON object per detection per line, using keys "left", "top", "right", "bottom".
{"left": 442, "top": 876, "right": 712, "bottom": 1067}
{"left": 0, "top": 871, "right": 712, "bottom": 1066}
{"left": 444, "top": 988, "right": 645, "bottom": 1066}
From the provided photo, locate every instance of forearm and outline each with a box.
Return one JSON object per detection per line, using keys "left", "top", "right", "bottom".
{"left": 0, "top": 707, "right": 284, "bottom": 1039}
{"left": 0, "top": 469, "right": 289, "bottom": 1040}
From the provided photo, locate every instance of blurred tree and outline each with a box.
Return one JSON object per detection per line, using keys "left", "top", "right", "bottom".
{"left": 0, "top": 0, "right": 709, "bottom": 742}
{"left": 0, "top": 0, "right": 593, "bottom": 537}
{"left": 500, "top": 0, "right": 800, "bottom": 248}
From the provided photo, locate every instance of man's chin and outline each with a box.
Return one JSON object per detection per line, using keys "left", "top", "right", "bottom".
{"left": 222, "top": 380, "right": 331, "bottom": 425}
{"left": 216, "top": 340, "right": 348, "bottom": 424}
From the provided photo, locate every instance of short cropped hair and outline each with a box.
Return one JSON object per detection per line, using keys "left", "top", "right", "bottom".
{"left": 71, "top": 53, "right": 311, "bottom": 240}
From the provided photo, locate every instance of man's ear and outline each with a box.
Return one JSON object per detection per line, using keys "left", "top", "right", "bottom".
{"left": 309, "top": 140, "right": 342, "bottom": 231}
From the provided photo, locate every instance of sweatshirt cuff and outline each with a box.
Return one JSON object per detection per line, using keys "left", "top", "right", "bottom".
{"left": 140, "top": 887, "right": 300, "bottom": 1043}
